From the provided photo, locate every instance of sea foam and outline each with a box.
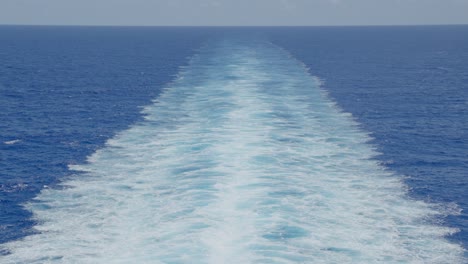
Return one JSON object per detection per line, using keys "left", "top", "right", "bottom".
{"left": 3, "top": 39, "right": 464, "bottom": 263}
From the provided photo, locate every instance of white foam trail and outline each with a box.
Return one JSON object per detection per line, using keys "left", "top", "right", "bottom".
{"left": 3, "top": 39, "right": 464, "bottom": 263}
{"left": 4, "top": 139, "right": 21, "bottom": 145}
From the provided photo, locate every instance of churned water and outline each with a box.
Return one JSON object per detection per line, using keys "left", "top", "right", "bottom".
{"left": 1, "top": 26, "right": 467, "bottom": 263}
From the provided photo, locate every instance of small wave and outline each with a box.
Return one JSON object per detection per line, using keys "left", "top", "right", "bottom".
{"left": 3, "top": 139, "right": 21, "bottom": 145}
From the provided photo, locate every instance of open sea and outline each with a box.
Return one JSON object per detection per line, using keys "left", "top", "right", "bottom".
{"left": 0, "top": 26, "right": 467, "bottom": 263}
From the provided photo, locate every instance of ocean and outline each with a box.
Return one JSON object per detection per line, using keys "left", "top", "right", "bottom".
{"left": 0, "top": 26, "right": 467, "bottom": 263}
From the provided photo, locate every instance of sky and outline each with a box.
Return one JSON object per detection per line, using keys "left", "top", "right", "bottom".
{"left": 0, "top": 0, "right": 467, "bottom": 26}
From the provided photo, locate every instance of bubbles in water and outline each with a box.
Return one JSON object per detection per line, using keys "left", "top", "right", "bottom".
{"left": 3, "top": 39, "right": 464, "bottom": 263}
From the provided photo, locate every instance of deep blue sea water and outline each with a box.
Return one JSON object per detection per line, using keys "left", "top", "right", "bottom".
{"left": 0, "top": 26, "right": 211, "bottom": 243}
{"left": 0, "top": 26, "right": 467, "bottom": 263}
{"left": 268, "top": 25, "right": 468, "bottom": 243}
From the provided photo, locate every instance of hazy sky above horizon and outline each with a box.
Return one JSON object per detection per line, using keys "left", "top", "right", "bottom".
{"left": 1, "top": 0, "right": 467, "bottom": 26}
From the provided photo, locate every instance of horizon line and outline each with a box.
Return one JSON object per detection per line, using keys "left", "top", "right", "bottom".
{"left": 1, "top": 23, "right": 468, "bottom": 28}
